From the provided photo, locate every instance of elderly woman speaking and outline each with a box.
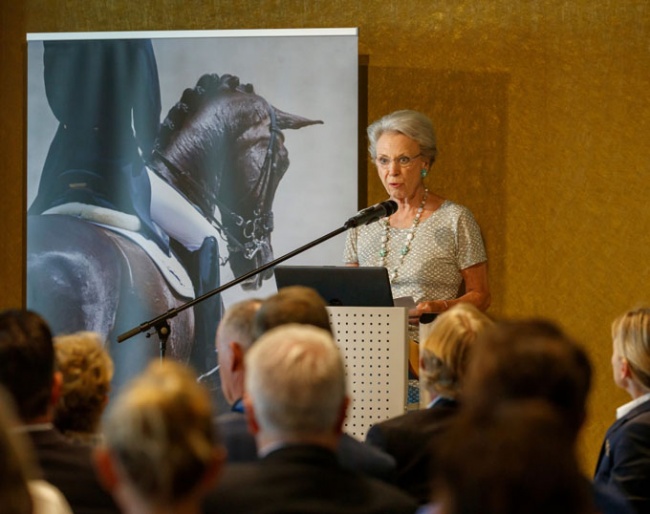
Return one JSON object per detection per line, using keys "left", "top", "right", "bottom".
{"left": 344, "top": 109, "right": 490, "bottom": 324}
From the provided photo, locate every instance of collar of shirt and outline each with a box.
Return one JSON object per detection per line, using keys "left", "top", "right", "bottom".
{"left": 231, "top": 398, "right": 244, "bottom": 413}
{"left": 13, "top": 423, "right": 54, "bottom": 433}
{"left": 427, "top": 395, "right": 452, "bottom": 409}
{"left": 616, "top": 392, "right": 650, "bottom": 419}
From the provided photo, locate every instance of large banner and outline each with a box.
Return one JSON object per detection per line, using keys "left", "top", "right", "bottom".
{"left": 26, "top": 29, "right": 358, "bottom": 401}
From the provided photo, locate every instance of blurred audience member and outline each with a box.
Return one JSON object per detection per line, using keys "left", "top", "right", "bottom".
{"left": 54, "top": 331, "right": 114, "bottom": 445}
{"left": 215, "top": 287, "right": 395, "bottom": 479}
{"left": 205, "top": 324, "right": 417, "bottom": 513}
{"left": 594, "top": 307, "right": 650, "bottom": 514}
{"left": 251, "top": 285, "right": 332, "bottom": 339}
{"left": 94, "top": 360, "right": 224, "bottom": 514}
{"left": 0, "top": 386, "right": 73, "bottom": 514}
{"left": 429, "top": 400, "right": 596, "bottom": 514}
{"left": 366, "top": 302, "right": 493, "bottom": 502}
{"left": 455, "top": 319, "right": 633, "bottom": 514}
{"left": 0, "top": 309, "right": 119, "bottom": 514}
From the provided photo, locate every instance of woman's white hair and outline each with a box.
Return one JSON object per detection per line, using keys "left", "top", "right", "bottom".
{"left": 367, "top": 109, "right": 438, "bottom": 163}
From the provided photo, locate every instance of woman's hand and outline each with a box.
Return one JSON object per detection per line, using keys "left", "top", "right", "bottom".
{"left": 409, "top": 300, "right": 448, "bottom": 323}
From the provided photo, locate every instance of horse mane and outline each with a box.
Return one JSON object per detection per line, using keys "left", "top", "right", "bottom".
{"left": 155, "top": 73, "right": 255, "bottom": 152}
{"left": 152, "top": 73, "right": 263, "bottom": 216}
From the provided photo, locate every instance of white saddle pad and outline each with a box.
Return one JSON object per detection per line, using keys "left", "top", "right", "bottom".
{"left": 42, "top": 203, "right": 195, "bottom": 299}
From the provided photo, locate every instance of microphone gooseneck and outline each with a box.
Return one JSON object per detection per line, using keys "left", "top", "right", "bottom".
{"left": 343, "top": 200, "right": 398, "bottom": 229}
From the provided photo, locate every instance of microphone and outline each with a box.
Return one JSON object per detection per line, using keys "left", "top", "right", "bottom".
{"left": 344, "top": 200, "right": 398, "bottom": 229}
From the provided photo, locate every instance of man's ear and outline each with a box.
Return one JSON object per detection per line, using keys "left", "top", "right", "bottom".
{"left": 621, "top": 358, "right": 633, "bottom": 379}
{"left": 334, "top": 396, "right": 350, "bottom": 435}
{"left": 243, "top": 393, "right": 259, "bottom": 435}
{"left": 50, "top": 371, "right": 63, "bottom": 407}
{"left": 230, "top": 342, "right": 245, "bottom": 373}
{"left": 198, "top": 446, "right": 226, "bottom": 493}
{"left": 93, "top": 447, "right": 119, "bottom": 493}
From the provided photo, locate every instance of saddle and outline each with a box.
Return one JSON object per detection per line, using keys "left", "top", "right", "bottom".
{"left": 42, "top": 202, "right": 195, "bottom": 299}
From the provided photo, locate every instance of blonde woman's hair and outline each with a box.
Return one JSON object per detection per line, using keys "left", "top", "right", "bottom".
{"left": 420, "top": 303, "right": 494, "bottom": 399}
{"left": 612, "top": 307, "right": 650, "bottom": 389}
{"left": 54, "top": 331, "right": 114, "bottom": 434}
{"left": 102, "top": 360, "right": 218, "bottom": 505}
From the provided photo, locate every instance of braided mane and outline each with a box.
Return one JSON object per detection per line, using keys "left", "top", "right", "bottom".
{"left": 151, "top": 73, "right": 260, "bottom": 216}
{"left": 155, "top": 73, "right": 255, "bottom": 152}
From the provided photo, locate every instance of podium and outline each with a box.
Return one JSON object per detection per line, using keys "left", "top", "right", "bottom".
{"left": 327, "top": 306, "right": 409, "bottom": 440}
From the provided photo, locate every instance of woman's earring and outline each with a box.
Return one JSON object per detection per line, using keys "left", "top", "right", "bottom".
{"left": 421, "top": 168, "right": 428, "bottom": 178}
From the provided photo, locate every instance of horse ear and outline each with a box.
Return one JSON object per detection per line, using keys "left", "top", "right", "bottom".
{"left": 273, "top": 107, "right": 324, "bottom": 130}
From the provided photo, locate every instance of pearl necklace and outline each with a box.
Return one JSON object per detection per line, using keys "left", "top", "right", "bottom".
{"left": 379, "top": 189, "right": 428, "bottom": 282}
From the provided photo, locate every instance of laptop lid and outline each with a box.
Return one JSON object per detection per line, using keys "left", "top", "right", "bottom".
{"left": 273, "top": 265, "right": 394, "bottom": 307}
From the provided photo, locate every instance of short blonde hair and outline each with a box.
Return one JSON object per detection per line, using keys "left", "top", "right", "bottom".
{"left": 612, "top": 307, "right": 650, "bottom": 389}
{"left": 54, "top": 331, "right": 114, "bottom": 433}
{"left": 420, "top": 303, "right": 493, "bottom": 399}
{"left": 102, "top": 360, "right": 218, "bottom": 505}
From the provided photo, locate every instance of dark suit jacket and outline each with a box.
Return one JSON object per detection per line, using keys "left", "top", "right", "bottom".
{"left": 594, "top": 399, "right": 650, "bottom": 514}
{"left": 204, "top": 444, "right": 418, "bottom": 514}
{"left": 216, "top": 410, "right": 396, "bottom": 480}
{"left": 365, "top": 398, "right": 459, "bottom": 503}
{"left": 25, "top": 426, "right": 119, "bottom": 514}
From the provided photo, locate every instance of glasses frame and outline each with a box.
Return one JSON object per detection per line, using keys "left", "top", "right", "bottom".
{"left": 374, "top": 153, "right": 423, "bottom": 169}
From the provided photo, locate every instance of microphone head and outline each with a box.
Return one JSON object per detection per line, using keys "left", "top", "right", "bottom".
{"left": 382, "top": 200, "right": 398, "bottom": 217}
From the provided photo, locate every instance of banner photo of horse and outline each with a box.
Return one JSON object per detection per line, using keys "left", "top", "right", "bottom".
{"left": 26, "top": 29, "right": 358, "bottom": 405}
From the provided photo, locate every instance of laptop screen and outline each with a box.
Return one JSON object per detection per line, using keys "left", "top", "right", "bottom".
{"left": 273, "top": 265, "right": 394, "bottom": 307}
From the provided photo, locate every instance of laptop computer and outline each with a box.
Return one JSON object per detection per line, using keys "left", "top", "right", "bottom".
{"left": 273, "top": 265, "right": 394, "bottom": 307}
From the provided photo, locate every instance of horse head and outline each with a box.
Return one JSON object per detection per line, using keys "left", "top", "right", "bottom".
{"left": 151, "top": 73, "right": 322, "bottom": 289}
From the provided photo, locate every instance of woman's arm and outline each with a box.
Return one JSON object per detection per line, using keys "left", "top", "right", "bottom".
{"left": 411, "top": 261, "right": 490, "bottom": 318}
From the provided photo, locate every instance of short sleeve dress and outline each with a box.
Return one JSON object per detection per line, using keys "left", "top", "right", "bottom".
{"left": 343, "top": 200, "right": 487, "bottom": 304}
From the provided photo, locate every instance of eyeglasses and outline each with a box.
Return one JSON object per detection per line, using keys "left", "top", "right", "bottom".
{"left": 375, "top": 153, "right": 423, "bottom": 169}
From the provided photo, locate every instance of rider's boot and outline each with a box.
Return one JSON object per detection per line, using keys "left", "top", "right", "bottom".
{"left": 173, "top": 236, "right": 222, "bottom": 374}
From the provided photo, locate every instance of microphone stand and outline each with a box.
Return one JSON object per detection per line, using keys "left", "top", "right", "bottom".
{"left": 117, "top": 224, "right": 349, "bottom": 355}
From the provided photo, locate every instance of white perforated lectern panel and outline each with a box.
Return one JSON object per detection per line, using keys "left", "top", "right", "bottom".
{"left": 327, "top": 307, "right": 408, "bottom": 440}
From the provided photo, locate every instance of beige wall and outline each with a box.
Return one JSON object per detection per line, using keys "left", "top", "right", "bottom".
{"left": 2, "top": 0, "right": 649, "bottom": 471}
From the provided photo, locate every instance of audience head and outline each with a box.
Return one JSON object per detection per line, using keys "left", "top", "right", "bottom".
{"left": 215, "top": 298, "right": 262, "bottom": 405}
{"left": 244, "top": 324, "right": 347, "bottom": 445}
{"left": 0, "top": 387, "right": 35, "bottom": 514}
{"left": 430, "top": 399, "right": 594, "bottom": 514}
{"left": 610, "top": 307, "right": 650, "bottom": 394}
{"left": 0, "top": 309, "right": 58, "bottom": 422}
{"left": 464, "top": 319, "right": 592, "bottom": 438}
{"left": 54, "top": 331, "right": 114, "bottom": 436}
{"left": 95, "top": 360, "right": 223, "bottom": 510}
{"left": 420, "top": 303, "right": 493, "bottom": 401}
{"left": 252, "top": 286, "right": 332, "bottom": 341}
{"left": 367, "top": 109, "right": 437, "bottom": 164}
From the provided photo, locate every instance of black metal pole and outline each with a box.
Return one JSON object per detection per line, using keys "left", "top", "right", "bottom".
{"left": 117, "top": 224, "right": 348, "bottom": 344}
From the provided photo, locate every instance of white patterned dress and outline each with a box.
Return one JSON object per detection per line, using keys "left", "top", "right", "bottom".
{"left": 343, "top": 200, "right": 487, "bottom": 328}
{"left": 344, "top": 200, "right": 487, "bottom": 403}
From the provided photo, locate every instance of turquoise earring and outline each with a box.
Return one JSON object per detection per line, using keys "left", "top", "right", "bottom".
{"left": 421, "top": 168, "right": 428, "bottom": 178}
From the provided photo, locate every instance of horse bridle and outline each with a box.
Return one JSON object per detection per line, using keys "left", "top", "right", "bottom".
{"left": 154, "top": 102, "right": 281, "bottom": 264}
{"left": 217, "top": 104, "right": 280, "bottom": 262}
